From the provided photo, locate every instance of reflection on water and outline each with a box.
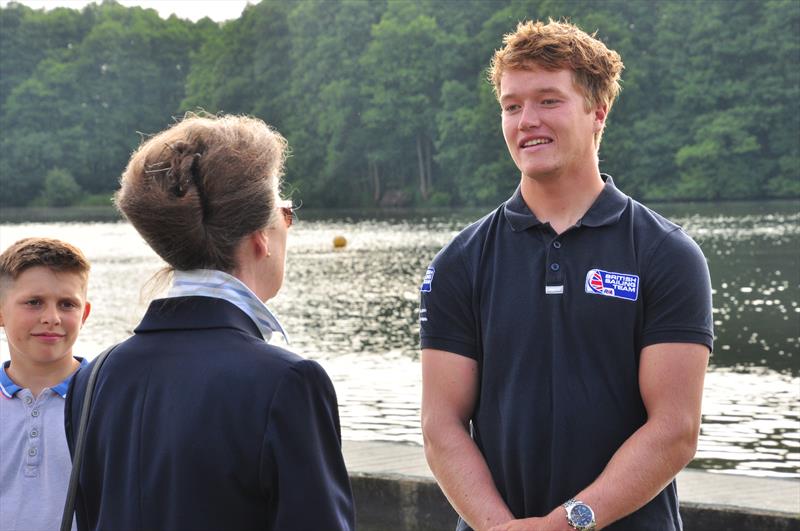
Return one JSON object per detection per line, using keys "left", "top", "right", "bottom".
{"left": 666, "top": 204, "right": 799, "bottom": 373}
{"left": 0, "top": 200, "right": 798, "bottom": 478}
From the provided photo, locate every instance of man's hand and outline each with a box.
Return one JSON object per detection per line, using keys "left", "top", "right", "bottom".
{"left": 488, "top": 517, "right": 544, "bottom": 531}
{"left": 487, "top": 508, "right": 569, "bottom": 531}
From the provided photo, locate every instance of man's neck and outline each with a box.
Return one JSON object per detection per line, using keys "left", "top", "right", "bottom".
{"left": 519, "top": 167, "right": 605, "bottom": 235}
{"left": 6, "top": 355, "right": 80, "bottom": 398}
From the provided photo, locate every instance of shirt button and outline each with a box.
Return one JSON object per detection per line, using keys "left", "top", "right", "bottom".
{"left": 31, "top": 409, "right": 40, "bottom": 417}
{"left": 553, "top": 241, "right": 562, "bottom": 249}
{"left": 30, "top": 429, "right": 39, "bottom": 438}
{"left": 28, "top": 447, "right": 37, "bottom": 457}
{"left": 24, "top": 396, "right": 33, "bottom": 405}
{"left": 550, "top": 263, "right": 560, "bottom": 271}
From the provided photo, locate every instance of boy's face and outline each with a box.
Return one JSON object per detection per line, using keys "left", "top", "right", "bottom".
{"left": 0, "top": 266, "right": 91, "bottom": 367}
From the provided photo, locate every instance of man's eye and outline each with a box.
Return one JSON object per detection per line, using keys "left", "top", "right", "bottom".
{"left": 504, "top": 104, "right": 520, "bottom": 112}
{"left": 542, "top": 99, "right": 559, "bottom": 105}
{"left": 60, "top": 301, "right": 78, "bottom": 309}
{"left": 25, "top": 299, "right": 42, "bottom": 306}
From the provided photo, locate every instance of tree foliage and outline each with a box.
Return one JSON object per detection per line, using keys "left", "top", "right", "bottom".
{"left": 1, "top": 0, "right": 797, "bottom": 207}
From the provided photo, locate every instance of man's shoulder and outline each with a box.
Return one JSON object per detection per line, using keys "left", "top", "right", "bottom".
{"left": 620, "top": 197, "right": 710, "bottom": 291}
{"left": 628, "top": 197, "right": 681, "bottom": 234}
{"left": 434, "top": 204, "right": 505, "bottom": 262}
{"left": 625, "top": 197, "right": 705, "bottom": 255}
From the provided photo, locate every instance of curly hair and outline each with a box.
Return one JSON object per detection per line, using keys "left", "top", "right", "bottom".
{"left": 489, "top": 19, "right": 624, "bottom": 113}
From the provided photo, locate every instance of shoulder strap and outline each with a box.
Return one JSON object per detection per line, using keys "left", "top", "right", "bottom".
{"left": 60, "top": 344, "right": 118, "bottom": 531}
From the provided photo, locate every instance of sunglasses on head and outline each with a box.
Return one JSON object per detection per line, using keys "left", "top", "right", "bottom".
{"left": 278, "top": 200, "right": 296, "bottom": 228}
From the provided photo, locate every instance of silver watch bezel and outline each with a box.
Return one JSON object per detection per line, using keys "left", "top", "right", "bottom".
{"left": 563, "top": 498, "right": 596, "bottom": 530}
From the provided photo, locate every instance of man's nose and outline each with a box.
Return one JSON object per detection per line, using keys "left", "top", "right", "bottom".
{"left": 518, "top": 105, "right": 540, "bottom": 130}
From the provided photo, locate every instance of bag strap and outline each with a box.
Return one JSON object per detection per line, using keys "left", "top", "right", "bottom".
{"left": 60, "top": 344, "right": 118, "bottom": 531}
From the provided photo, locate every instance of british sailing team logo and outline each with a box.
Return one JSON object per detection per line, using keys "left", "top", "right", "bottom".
{"left": 420, "top": 267, "right": 435, "bottom": 292}
{"left": 585, "top": 268, "right": 639, "bottom": 301}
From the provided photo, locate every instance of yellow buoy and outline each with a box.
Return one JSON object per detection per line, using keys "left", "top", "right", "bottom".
{"left": 333, "top": 235, "right": 347, "bottom": 248}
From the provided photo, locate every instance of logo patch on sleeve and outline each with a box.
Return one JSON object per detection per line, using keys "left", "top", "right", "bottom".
{"left": 585, "top": 268, "right": 639, "bottom": 301}
{"left": 420, "top": 267, "right": 435, "bottom": 292}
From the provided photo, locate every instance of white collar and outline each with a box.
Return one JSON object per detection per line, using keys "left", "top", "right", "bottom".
{"left": 166, "top": 269, "right": 289, "bottom": 344}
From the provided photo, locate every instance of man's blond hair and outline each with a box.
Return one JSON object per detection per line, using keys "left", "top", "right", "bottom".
{"left": 489, "top": 19, "right": 624, "bottom": 145}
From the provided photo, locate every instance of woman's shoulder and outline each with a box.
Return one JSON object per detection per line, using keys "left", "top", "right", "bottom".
{"left": 233, "top": 336, "right": 333, "bottom": 382}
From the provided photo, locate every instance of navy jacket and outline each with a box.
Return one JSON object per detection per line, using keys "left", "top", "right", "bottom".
{"left": 65, "top": 296, "right": 354, "bottom": 531}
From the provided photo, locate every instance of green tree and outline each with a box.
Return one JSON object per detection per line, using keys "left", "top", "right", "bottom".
{"left": 1, "top": 0, "right": 798, "bottom": 207}
{"left": 1, "top": 1, "right": 205, "bottom": 205}
{"left": 359, "top": 2, "right": 449, "bottom": 202}
{"left": 38, "top": 167, "right": 82, "bottom": 206}
{"left": 282, "top": 0, "right": 386, "bottom": 206}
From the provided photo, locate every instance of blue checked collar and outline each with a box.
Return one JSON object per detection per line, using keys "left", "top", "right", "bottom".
{"left": 0, "top": 358, "right": 87, "bottom": 399}
{"left": 166, "top": 269, "right": 289, "bottom": 345}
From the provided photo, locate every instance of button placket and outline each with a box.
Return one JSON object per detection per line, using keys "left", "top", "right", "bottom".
{"left": 545, "top": 236, "right": 564, "bottom": 294}
{"left": 25, "top": 394, "right": 42, "bottom": 468}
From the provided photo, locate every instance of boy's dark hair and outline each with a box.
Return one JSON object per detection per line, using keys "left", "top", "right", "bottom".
{"left": 0, "top": 237, "right": 90, "bottom": 293}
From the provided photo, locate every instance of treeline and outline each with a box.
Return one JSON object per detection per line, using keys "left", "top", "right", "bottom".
{"left": 1, "top": 0, "right": 797, "bottom": 208}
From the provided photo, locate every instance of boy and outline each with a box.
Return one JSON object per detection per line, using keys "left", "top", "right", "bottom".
{"left": 0, "top": 237, "right": 92, "bottom": 531}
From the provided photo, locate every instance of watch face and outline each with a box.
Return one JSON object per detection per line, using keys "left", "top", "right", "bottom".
{"left": 570, "top": 503, "right": 594, "bottom": 527}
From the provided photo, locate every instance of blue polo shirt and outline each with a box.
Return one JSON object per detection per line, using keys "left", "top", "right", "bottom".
{"left": 0, "top": 358, "right": 86, "bottom": 531}
{"left": 420, "top": 176, "right": 713, "bottom": 531}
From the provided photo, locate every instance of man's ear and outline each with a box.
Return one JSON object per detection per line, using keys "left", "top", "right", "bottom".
{"left": 81, "top": 301, "right": 91, "bottom": 326}
{"left": 593, "top": 104, "right": 608, "bottom": 132}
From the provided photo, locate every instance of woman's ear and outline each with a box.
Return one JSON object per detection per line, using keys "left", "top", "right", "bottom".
{"left": 250, "top": 229, "right": 271, "bottom": 259}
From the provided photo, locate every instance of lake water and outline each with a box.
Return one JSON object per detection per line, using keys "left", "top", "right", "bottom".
{"left": 1, "top": 200, "right": 798, "bottom": 479}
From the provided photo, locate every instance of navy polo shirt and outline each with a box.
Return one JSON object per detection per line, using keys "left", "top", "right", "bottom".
{"left": 420, "top": 176, "right": 713, "bottom": 531}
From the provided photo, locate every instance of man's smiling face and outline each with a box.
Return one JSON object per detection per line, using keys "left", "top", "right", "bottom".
{"left": 500, "top": 66, "right": 605, "bottom": 182}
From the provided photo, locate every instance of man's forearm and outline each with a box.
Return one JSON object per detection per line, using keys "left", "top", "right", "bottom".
{"left": 558, "top": 417, "right": 698, "bottom": 529}
{"left": 424, "top": 425, "right": 515, "bottom": 531}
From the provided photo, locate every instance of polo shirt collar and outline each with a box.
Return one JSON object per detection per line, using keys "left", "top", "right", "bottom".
{"left": 579, "top": 175, "right": 629, "bottom": 228}
{"left": 0, "top": 358, "right": 87, "bottom": 399}
{"left": 503, "top": 174, "right": 628, "bottom": 232}
{"left": 503, "top": 185, "right": 545, "bottom": 232}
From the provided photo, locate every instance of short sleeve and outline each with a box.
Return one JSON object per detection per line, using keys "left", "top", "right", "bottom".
{"left": 419, "top": 238, "right": 478, "bottom": 359}
{"left": 641, "top": 228, "right": 714, "bottom": 351}
{"left": 261, "top": 359, "right": 355, "bottom": 530}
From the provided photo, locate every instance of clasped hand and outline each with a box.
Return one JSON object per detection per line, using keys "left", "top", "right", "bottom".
{"left": 488, "top": 516, "right": 559, "bottom": 531}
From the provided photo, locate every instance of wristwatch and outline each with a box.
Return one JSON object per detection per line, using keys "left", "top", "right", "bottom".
{"left": 563, "top": 498, "right": 596, "bottom": 530}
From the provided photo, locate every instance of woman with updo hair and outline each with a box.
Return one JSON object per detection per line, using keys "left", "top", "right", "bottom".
{"left": 64, "top": 113, "right": 355, "bottom": 530}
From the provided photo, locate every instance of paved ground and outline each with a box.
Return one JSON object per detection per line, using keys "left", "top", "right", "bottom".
{"left": 342, "top": 440, "right": 800, "bottom": 515}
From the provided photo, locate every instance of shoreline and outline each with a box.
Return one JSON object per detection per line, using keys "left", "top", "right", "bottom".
{"left": 343, "top": 440, "right": 800, "bottom": 530}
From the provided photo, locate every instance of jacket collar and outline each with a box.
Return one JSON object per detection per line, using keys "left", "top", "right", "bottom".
{"left": 135, "top": 296, "right": 265, "bottom": 340}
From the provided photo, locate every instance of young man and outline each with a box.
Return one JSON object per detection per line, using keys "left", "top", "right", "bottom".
{"left": 420, "top": 20, "right": 713, "bottom": 531}
{"left": 0, "top": 237, "right": 92, "bottom": 531}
